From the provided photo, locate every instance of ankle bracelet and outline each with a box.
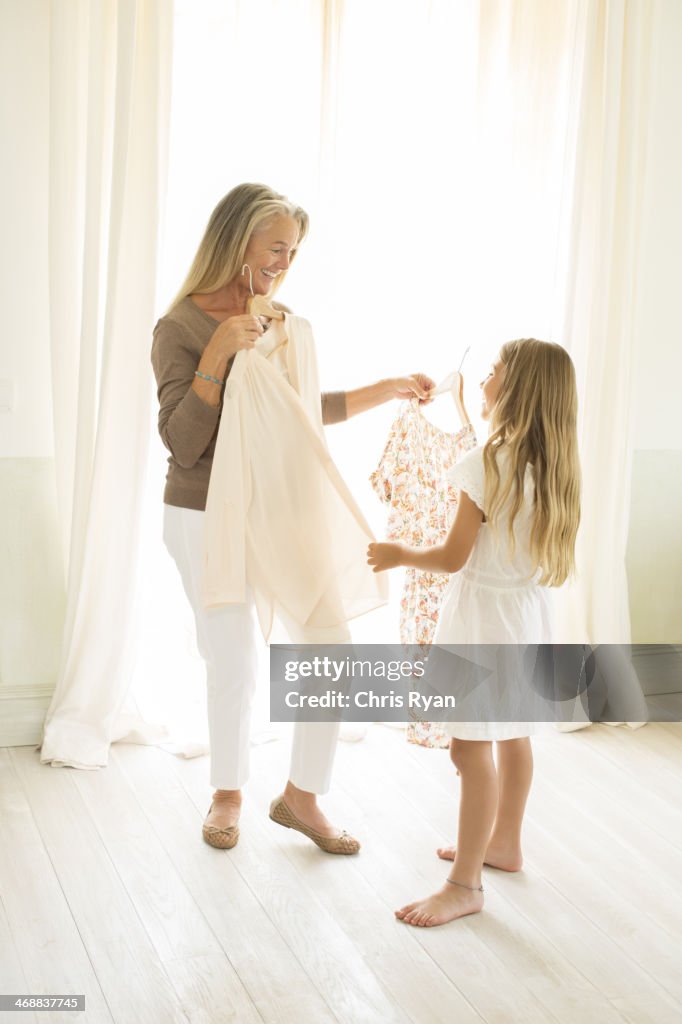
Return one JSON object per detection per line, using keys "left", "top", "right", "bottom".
{"left": 446, "top": 877, "right": 484, "bottom": 892}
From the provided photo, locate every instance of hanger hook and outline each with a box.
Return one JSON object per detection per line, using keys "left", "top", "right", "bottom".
{"left": 241, "top": 263, "right": 254, "bottom": 296}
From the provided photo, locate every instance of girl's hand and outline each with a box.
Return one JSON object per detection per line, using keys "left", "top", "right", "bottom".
{"left": 367, "top": 541, "right": 404, "bottom": 573}
{"left": 388, "top": 373, "right": 436, "bottom": 404}
{"left": 208, "top": 314, "right": 264, "bottom": 360}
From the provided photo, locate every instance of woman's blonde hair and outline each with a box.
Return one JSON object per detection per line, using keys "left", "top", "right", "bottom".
{"left": 483, "top": 339, "right": 581, "bottom": 587}
{"left": 170, "top": 183, "right": 309, "bottom": 310}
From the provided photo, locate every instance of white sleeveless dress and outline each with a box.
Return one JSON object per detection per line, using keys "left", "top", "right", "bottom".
{"left": 434, "top": 445, "right": 556, "bottom": 740}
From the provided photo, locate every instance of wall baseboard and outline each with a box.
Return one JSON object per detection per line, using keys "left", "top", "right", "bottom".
{"left": 0, "top": 686, "right": 53, "bottom": 747}
{"left": 630, "top": 644, "right": 682, "bottom": 696}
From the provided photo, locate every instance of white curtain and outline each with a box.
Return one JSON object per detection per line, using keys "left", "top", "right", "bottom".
{"left": 38, "top": 0, "right": 173, "bottom": 768}
{"left": 554, "top": 0, "right": 655, "bottom": 646}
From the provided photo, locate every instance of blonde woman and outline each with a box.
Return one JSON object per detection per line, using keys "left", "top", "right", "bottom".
{"left": 151, "top": 183, "right": 434, "bottom": 853}
{"left": 368, "top": 339, "right": 581, "bottom": 924}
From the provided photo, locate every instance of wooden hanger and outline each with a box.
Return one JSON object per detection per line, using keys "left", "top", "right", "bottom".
{"left": 248, "top": 293, "right": 285, "bottom": 320}
{"left": 429, "top": 347, "right": 472, "bottom": 428}
{"left": 242, "top": 264, "right": 285, "bottom": 321}
{"left": 450, "top": 370, "right": 471, "bottom": 428}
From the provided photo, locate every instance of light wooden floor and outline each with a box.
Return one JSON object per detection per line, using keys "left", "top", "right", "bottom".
{"left": 1, "top": 722, "right": 681, "bottom": 1024}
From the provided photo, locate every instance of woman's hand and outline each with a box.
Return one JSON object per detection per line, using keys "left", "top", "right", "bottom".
{"left": 367, "top": 541, "right": 405, "bottom": 573}
{"left": 341, "top": 373, "right": 437, "bottom": 419}
{"left": 208, "top": 314, "right": 264, "bottom": 360}
{"left": 192, "top": 314, "right": 265, "bottom": 408}
{"left": 387, "top": 373, "right": 436, "bottom": 404}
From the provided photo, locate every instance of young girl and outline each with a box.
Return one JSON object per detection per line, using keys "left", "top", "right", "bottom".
{"left": 367, "top": 339, "right": 581, "bottom": 927}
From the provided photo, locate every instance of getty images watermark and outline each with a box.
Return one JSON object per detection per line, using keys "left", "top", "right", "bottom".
{"left": 280, "top": 652, "right": 443, "bottom": 712}
{"left": 269, "top": 644, "right": 666, "bottom": 724}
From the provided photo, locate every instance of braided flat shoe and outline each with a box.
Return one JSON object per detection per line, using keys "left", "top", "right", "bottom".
{"left": 269, "top": 797, "right": 360, "bottom": 855}
{"left": 202, "top": 802, "right": 240, "bottom": 850}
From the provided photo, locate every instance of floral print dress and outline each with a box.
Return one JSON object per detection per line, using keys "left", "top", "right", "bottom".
{"left": 370, "top": 399, "right": 478, "bottom": 747}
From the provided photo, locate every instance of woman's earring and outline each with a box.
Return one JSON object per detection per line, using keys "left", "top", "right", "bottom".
{"left": 241, "top": 263, "right": 254, "bottom": 295}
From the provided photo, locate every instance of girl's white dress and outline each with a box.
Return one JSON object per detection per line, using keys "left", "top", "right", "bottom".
{"left": 434, "top": 444, "right": 555, "bottom": 740}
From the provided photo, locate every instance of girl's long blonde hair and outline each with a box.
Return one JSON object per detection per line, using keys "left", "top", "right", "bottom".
{"left": 484, "top": 339, "right": 581, "bottom": 587}
{"left": 169, "top": 183, "right": 309, "bottom": 311}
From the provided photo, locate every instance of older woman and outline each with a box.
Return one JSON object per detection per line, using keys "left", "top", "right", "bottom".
{"left": 152, "top": 183, "right": 433, "bottom": 854}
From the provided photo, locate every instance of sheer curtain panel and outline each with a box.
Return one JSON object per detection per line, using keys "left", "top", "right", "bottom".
{"left": 38, "top": 0, "right": 173, "bottom": 768}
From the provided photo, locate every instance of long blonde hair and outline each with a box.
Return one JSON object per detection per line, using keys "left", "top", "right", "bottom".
{"left": 483, "top": 339, "right": 581, "bottom": 587}
{"left": 169, "top": 183, "right": 309, "bottom": 310}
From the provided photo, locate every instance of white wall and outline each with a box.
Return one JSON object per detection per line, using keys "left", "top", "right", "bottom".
{"left": 632, "top": 0, "right": 682, "bottom": 449}
{"left": 0, "top": 1, "right": 63, "bottom": 737}
{"left": 0, "top": 0, "right": 52, "bottom": 459}
{"left": 626, "top": 0, "right": 682, "bottom": 644}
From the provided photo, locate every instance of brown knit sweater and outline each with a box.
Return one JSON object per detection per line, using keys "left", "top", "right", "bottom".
{"left": 151, "top": 297, "right": 347, "bottom": 510}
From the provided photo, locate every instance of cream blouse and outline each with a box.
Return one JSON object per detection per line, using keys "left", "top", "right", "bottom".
{"left": 202, "top": 314, "right": 387, "bottom": 641}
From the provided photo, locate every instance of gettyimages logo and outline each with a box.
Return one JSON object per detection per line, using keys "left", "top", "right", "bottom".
{"left": 282, "top": 654, "right": 426, "bottom": 684}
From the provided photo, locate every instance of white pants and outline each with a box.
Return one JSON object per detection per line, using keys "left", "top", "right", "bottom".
{"left": 163, "top": 504, "right": 349, "bottom": 793}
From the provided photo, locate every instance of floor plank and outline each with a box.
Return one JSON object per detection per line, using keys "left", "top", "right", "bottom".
{"left": 0, "top": 750, "right": 114, "bottom": 1024}
{"left": 0, "top": 883, "right": 40, "bottom": 1024}
{"left": 9, "top": 747, "right": 186, "bottom": 1023}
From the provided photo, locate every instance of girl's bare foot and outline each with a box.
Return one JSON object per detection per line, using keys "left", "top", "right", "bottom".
{"left": 395, "top": 884, "right": 484, "bottom": 927}
{"left": 436, "top": 842, "right": 523, "bottom": 872}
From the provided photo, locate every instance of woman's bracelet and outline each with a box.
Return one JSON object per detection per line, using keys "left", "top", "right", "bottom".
{"left": 194, "top": 370, "right": 224, "bottom": 386}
